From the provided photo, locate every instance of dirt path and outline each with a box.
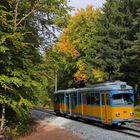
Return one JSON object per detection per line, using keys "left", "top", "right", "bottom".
{"left": 17, "top": 120, "right": 81, "bottom": 140}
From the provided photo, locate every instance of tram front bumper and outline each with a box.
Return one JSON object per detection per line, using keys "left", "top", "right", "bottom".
{"left": 111, "top": 118, "right": 135, "bottom": 124}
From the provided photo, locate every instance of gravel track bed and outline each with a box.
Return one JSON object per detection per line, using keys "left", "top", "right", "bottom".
{"left": 31, "top": 110, "right": 139, "bottom": 140}
{"left": 125, "top": 122, "right": 140, "bottom": 130}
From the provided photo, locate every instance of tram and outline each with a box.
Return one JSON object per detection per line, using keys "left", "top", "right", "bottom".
{"left": 54, "top": 81, "right": 135, "bottom": 125}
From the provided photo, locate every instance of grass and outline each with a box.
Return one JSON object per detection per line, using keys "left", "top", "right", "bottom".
{"left": 134, "top": 105, "right": 140, "bottom": 118}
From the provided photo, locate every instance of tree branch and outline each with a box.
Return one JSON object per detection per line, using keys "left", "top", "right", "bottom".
{"left": 13, "top": 0, "right": 19, "bottom": 32}
{"left": 16, "top": 4, "right": 37, "bottom": 27}
{"left": 13, "top": 1, "right": 38, "bottom": 32}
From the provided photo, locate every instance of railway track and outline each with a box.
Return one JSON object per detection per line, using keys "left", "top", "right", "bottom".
{"left": 135, "top": 118, "right": 140, "bottom": 123}
{"left": 32, "top": 108, "right": 140, "bottom": 139}
{"left": 114, "top": 125, "right": 140, "bottom": 138}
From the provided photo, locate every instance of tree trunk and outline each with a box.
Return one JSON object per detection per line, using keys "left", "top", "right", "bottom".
{"left": 0, "top": 104, "right": 5, "bottom": 130}
{"left": 55, "top": 72, "right": 57, "bottom": 92}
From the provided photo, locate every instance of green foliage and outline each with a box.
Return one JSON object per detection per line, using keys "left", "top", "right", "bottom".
{"left": 134, "top": 105, "right": 140, "bottom": 118}
{"left": 121, "top": 6, "right": 140, "bottom": 86}
{"left": 94, "top": 0, "right": 140, "bottom": 82}
{"left": 0, "top": 0, "right": 70, "bottom": 135}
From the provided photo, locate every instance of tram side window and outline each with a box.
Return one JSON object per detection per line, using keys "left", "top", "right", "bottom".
{"left": 91, "top": 93, "right": 95, "bottom": 104}
{"left": 71, "top": 93, "right": 77, "bottom": 108}
{"left": 82, "top": 94, "right": 87, "bottom": 104}
{"left": 106, "top": 94, "right": 110, "bottom": 105}
{"left": 90, "top": 93, "right": 100, "bottom": 105}
{"left": 60, "top": 94, "right": 64, "bottom": 104}
{"left": 87, "top": 93, "right": 91, "bottom": 104}
{"left": 54, "top": 95, "right": 59, "bottom": 103}
{"left": 95, "top": 93, "right": 100, "bottom": 105}
{"left": 102, "top": 94, "right": 105, "bottom": 105}
{"left": 79, "top": 93, "right": 81, "bottom": 104}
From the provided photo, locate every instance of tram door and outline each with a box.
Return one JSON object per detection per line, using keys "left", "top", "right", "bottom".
{"left": 81, "top": 93, "right": 87, "bottom": 117}
{"left": 66, "top": 93, "right": 75, "bottom": 115}
{"left": 70, "top": 93, "right": 77, "bottom": 115}
{"left": 65, "top": 94, "right": 70, "bottom": 114}
{"left": 101, "top": 93, "right": 111, "bottom": 124}
{"left": 59, "top": 94, "right": 65, "bottom": 113}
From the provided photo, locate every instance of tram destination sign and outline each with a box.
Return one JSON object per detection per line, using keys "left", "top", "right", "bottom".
{"left": 120, "top": 84, "right": 126, "bottom": 89}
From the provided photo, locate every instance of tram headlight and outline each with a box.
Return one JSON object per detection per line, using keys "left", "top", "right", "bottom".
{"left": 130, "top": 112, "right": 134, "bottom": 116}
{"left": 116, "top": 112, "right": 120, "bottom": 117}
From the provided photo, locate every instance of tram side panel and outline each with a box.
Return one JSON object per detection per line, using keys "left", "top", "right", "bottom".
{"left": 79, "top": 91, "right": 112, "bottom": 124}
{"left": 78, "top": 92, "right": 102, "bottom": 121}
{"left": 71, "top": 93, "right": 80, "bottom": 116}
{"left": 85, "top": 92, "right": 102, "bottom": 121}
{"left": 60, "top": 94, "right": 65, "bottom": 113}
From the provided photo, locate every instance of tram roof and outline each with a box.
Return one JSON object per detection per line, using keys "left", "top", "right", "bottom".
{"left": 54, "top": 81, "right": 133, "bottom": 94}
{"left": 87, "top": 81, "right": 133, "bottom": 91}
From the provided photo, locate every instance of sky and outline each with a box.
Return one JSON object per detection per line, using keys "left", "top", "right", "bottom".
{"left": 68, "top": 0, "right": 106, "bottom": 12}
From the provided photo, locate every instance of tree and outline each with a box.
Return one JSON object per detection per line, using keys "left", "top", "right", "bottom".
{"left": 95, "top": 0, "right": 140, "bottom": 80}
{"left": 0, "top": 0, "right": 70, "bottom": 134}
{"left": 121, "top": 6, "right": 140, "bottom": 91}
{"left": 50, "top": 5, "right": 105, "bottom": 89}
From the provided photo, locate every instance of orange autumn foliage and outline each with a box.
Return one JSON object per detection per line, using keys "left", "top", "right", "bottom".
{"left": 73, "top": 71, "right": 88, "bottom": 81}
{"left": 56, "top": 28, "right": 79, "bottom": 58}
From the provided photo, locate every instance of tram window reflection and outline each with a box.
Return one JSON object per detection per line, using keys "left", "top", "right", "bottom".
{"left": 95, "top": 93, "right": 100, "bottom": 105}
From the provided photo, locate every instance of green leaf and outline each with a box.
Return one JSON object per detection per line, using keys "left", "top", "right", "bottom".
{"left": 0, "top": 45, "right": 9, "bottom": 52}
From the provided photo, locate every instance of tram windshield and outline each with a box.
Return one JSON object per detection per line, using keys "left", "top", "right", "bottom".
{"left": 112, "top": 94, "right": 133, "bottom": 105}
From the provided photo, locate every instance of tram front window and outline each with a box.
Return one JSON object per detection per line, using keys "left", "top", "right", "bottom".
{"left": 112, "top": 94, "right": 133, "bottom": 105}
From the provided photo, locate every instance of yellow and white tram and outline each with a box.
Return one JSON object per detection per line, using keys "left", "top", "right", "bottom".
{"left": 54, "top": 81, "right": 134, "bottom": 125}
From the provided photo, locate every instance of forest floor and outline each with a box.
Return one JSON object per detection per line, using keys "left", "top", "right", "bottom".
{"left": 17, "top": 106, "right": 140, "bottom": 140}
{"left": 17, "top": 118, "right": 81, "bottom": 140}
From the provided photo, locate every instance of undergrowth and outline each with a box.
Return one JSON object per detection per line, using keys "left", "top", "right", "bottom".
{"left": 134, "top": 105, "right": 140, "bottom": 118}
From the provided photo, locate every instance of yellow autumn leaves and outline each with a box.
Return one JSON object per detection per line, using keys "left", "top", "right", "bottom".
{"left": 73, "top": 61, "right": 105, "bottom": 82}
{"left": 92, "top": 69, "right": 105, "bottom": 82}
{"left": 73, "top": 60, "right": 88, "bottom": 81}
{"left": 55, "top": 5, "right": 105, "bottom": 83}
